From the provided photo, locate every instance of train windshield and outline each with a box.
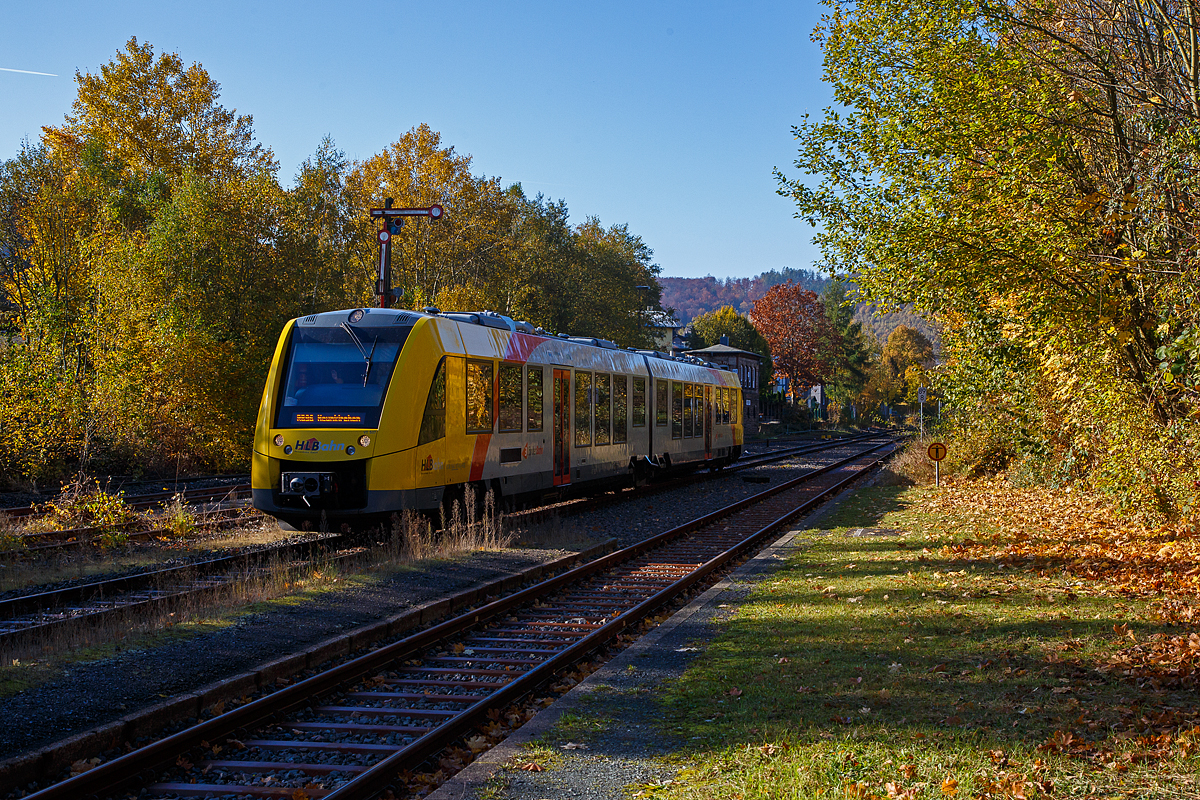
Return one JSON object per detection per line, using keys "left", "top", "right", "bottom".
{"left": 275, "top": 324, "right": 412, "bottom": 428}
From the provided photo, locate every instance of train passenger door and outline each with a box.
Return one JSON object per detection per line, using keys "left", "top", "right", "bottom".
{"left": 553, "top": 369, "right": 570, "bottom": 485}
{"left": 704, "top": 385, "right": 713, "bottom": 459}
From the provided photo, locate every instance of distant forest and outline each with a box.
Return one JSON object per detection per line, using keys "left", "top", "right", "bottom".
{"left": 661, "top": 269, "right": 939, "bottom": 348}
{"left": 659, "top": 268, "right": 829, "bottom": 322}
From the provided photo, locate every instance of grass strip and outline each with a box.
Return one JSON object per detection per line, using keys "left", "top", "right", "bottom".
{"left": 647, "top": 486, "right": 1200, "bottom": 799}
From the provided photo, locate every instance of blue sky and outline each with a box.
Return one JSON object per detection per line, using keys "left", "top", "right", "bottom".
{"left": 0, "top": 1, "right": 832, "bottom": 280}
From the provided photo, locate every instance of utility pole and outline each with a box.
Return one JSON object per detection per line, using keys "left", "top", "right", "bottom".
{"left": 369, "top": 199, "right": 444, "bottom": 308}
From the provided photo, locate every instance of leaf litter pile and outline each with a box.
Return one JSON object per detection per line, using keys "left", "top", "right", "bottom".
{"left": 637, "top": 482, "right": 1200, "bottom": 800}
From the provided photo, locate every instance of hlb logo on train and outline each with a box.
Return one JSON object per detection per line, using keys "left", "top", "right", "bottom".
{"left": 420, "top": 455, "right": 434, "bottom": 472}
{"left": 294, "top": 438, "right": 346, "bottom": 452}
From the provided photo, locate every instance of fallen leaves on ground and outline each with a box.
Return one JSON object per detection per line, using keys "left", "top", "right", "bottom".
{"left": 921, "top": 480, "right": 1200, "bottom": 691}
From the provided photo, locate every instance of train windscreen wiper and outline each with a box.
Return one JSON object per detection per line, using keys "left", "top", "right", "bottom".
{"left": 339, "top": 322, "right": 377, "bottom": 386}
{"left": 362, "top": 336, "right": 379, "bottom": 387}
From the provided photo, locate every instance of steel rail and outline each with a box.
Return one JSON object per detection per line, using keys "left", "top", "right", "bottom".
{"left": 321, "top": 442, "right": 898, "bottom": 800}
{"left": 7, "top": 508, "right": 254, "bottom": 555}
{"left": 504, "top": 430, "right": 882, "bottom": 527}
{"left": 21, "top": 436, "right": 896, "bottom": 800}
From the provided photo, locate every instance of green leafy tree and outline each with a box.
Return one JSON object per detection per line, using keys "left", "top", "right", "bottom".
{"left": 688, "top": 305, "right": 772, "bottom": 391}
{"left": 820, "top": 280, "right": 871, "bottom": 408}
{"left": 778, "top": 0, "right": 1200, "bottom": 515}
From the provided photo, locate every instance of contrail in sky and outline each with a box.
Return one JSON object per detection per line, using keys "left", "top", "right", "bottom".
{"left": 0, "top": 67, "right": 58, "bottom": 76}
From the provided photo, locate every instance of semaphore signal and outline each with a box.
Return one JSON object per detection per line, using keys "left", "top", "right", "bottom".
{"left": 368, "top": 199, "right": 445, "bottom": 308}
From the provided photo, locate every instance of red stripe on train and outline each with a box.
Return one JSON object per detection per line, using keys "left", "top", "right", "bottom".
{"left": 469, "top": 433, "right": 492, "bottom": 482}
{"left": 502, "top": 332, "right": 543, "bottom": 363}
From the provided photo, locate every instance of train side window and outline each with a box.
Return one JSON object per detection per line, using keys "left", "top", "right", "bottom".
{"left": 614, "top": 374, "right": 628, "bottom": 443}
{"left": 527, "top": 366, "right": 544, "bottom": 432}
{"left": 466, "top": 359, "right": 494, "bottom": 433}
{"left": 671, "top": 381, "right": 683, "bottom": 439}
{"left": 632, "top": 377, "right": 646, "bottom": 427}
{"left": 595, "top": 373, "right": 611, "bottom": 445}
{"left": 722, "top": 387, "right": 730, "bottom": 425}
{"left": 574, "top": 371, "right": 592, "bottom": 447}
{"left": 498, "top": 363, "right": 522, "bottom": 432}
{"left": 683, "top": 383, "right": 693, "bottom": 438}
{"left": 656, "top": 380, "right": 668, "bottom": 426}
{"left": 418, "top": 357, "right": 446, "bottom": 445}
{"left": 732, "top": 390, "right": 738, "bottom": 425}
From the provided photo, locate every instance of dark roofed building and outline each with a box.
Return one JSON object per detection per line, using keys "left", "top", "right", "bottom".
{"left": 685, "top": 339, "right": 763, "bottom": 435}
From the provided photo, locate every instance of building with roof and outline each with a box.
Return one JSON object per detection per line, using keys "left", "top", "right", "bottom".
{"left": 684, "top": 337, "right": 764, "bottom": 434}
{"left": 644, "top": 310, "right": 682, "bottom": 354}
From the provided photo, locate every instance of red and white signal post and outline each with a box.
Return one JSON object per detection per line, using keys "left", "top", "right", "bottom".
{"left": 369, "top": 199, "right": 445, "bottom": 308}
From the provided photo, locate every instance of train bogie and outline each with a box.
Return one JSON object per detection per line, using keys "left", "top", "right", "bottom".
{"left": 251, "top": 308, "right": 743, "bottom": 529}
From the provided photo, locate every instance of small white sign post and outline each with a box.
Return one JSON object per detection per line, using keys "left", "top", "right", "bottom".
{"left": 918, "top": 385, "right": 926, "bottom": 436}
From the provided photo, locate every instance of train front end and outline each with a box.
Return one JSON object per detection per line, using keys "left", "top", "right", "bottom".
{"left": 251, "top": 307, "right": 442, "bottom": 530}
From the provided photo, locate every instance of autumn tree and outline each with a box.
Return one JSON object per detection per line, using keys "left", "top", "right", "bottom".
{"left": 862, "top": 324, "right": 935, "bottom": 407}
{"left": 751, "top": 282, "right": 842, "bottom": 395}
{"left": 44, "top": 36, "right": 274, "bottom": 181}
{"left": 780, "top": 0, "right": 1200, "bottom": 514}
{"left": 688, "top": 305, "right": 772, "bottom": 391}
{"left": 0, "top": 40, "right": 667, "bottom": 484}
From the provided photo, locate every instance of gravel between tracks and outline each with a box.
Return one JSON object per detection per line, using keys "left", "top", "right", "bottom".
{"left": 0, "top": 439, "right": 873, "bottom": 770}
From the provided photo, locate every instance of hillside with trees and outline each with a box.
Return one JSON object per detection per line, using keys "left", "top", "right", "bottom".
{"left": 662, "top": 269, "right": 939, "bottom": 350}
{"left": 659, "top": 268, "right": 828, "bottom": 322}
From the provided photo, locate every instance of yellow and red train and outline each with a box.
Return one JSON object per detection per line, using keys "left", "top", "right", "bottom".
{"left": 251, "top": 307, "right": 743, "bottom": 529}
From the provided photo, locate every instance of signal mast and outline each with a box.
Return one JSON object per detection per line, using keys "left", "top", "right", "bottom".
{"left": 369, "top": 198, "right": 445, "bottom": 308}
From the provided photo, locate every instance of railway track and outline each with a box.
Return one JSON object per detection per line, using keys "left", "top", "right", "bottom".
{"left": 0, "top": 433, "right": 887, "bottom": 656}
{"left": 506, "top": 430, "right": 883, "bottom": 524}
{"left": 0, "top": 533, "right": 356, "bottom": 651}
{"left": 0, "top": 481, "right": 251, "bottom": 521}
{"left": 20, "top": 434, "right": 897, "bottom": 800}
{"left": 0, "top": 434, "right": 856, "bottom": 554}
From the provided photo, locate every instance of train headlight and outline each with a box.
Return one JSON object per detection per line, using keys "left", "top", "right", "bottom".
{"left": 346, "top": 446, "right": 356, "bottom": 456}
{"left": 274, "top": 434, "right": 284, "bottom": 447}
{"left": 283, "top": 445, "right": 292, "bottom": 455}
{"left": 358, "top": 435, "right": 371, "bottom": 447}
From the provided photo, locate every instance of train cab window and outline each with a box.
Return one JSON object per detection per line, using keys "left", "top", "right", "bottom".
{"left": 671, "top": 381, "right": 683, "bottom": 439}
{"left": 574, "top": 371, "right": 592, "bottom": 447}
{"left": 527, "top": 366, "right": 544, "bottom": 432}
{"left": 466, "top": 359, "right": 494, "bottom": 433}
{"left": 498, "top": 363, "right": 522, "bottom": 432}
{"left": 418, "top": 358, "right": 446, "bottom": 445}
{"left": 614, "top": 375, "right": 628, "bottom": 443}
{"left": 632, "top": 377, "right": 646, "bottom": 427}
{"left": 683, "top": 383, "right": 694, "bottom": 438}
{"left": 275, "top": 322, "right": 412, "bottom": 429}
{"left": 656, "top": 381, "right": 669, "bottom": 426}
{"left": 594, "top": 374, "right": 611, "bottom": 445}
